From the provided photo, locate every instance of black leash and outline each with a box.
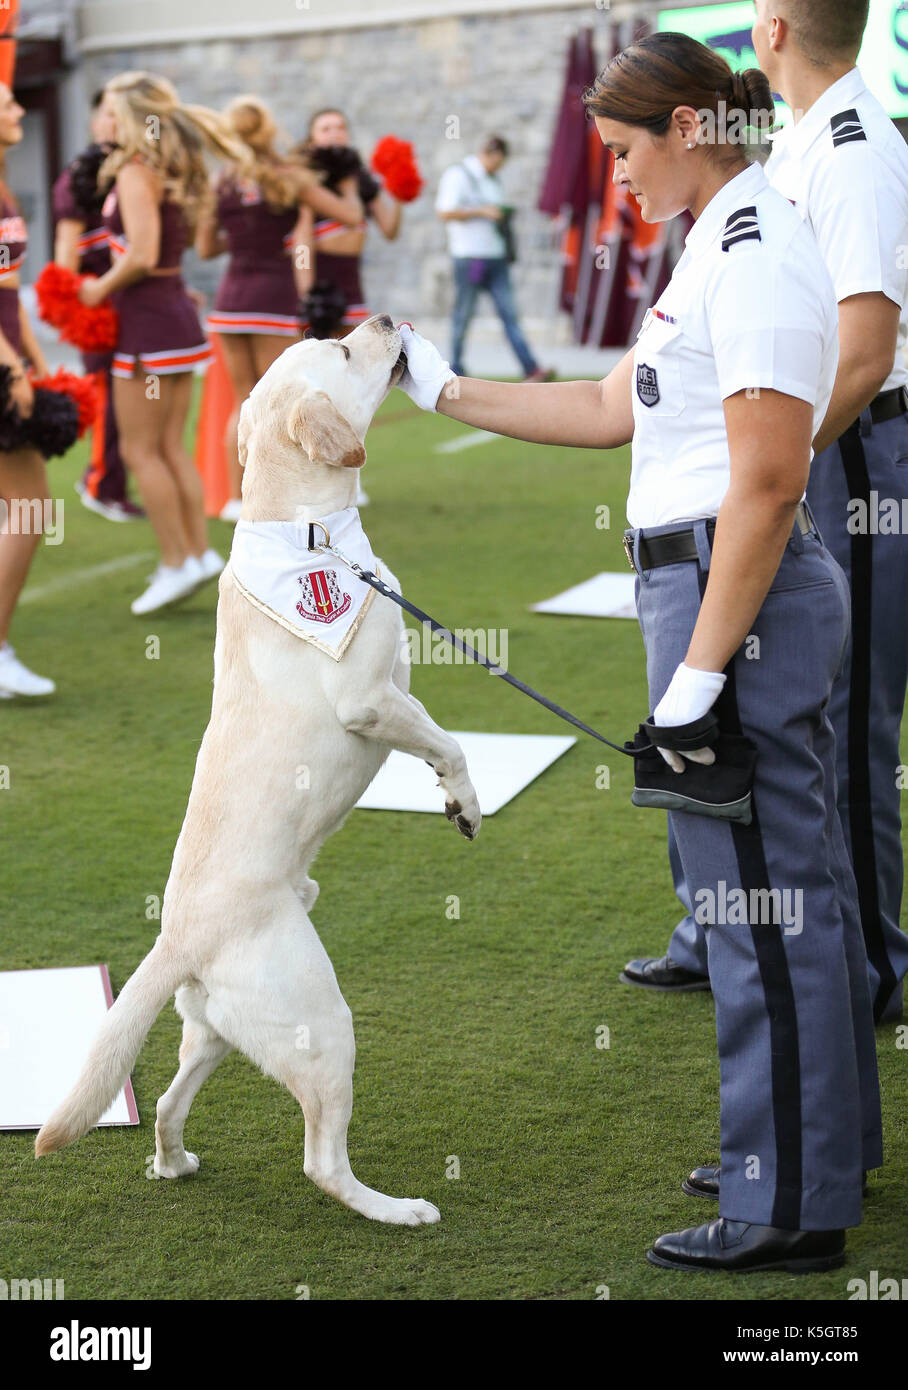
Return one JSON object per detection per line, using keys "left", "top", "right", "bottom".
{"left": 308, "top": 522, "right": 634, "bottom": 758}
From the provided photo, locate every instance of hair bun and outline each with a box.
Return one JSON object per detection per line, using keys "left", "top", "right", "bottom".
{"left": 729, "top": 70, "right": 750, "bottom": 110}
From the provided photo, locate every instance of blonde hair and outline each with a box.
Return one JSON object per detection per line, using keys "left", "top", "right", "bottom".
{"left": 221, "top": 94, "right": 315, "bottom": 211}
{"left": 100, "top": 71, "right": 250, "bottom": 228}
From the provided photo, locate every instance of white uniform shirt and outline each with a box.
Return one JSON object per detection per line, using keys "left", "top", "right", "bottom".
{"left": 435, "top": 155, "right": 508, "bottom": 259}
{"left": 765, "top": 66, "right": 908, "bottom": 394}
{"left": 627, "top": 162, "right": 838, "bottom": 529}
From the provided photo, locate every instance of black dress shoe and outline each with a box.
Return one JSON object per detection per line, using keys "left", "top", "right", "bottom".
{"left": 682, "top": 1163, "right": 720, "bottom": 1199}
{"left": 619, "top": 954, "right": 711, "bottom": 992}
{"left": 647, "top": 1218, "right": 845, "bottom": 1273}
{"left": 682, "top": 1163, "right": 869, "bottom": 1200}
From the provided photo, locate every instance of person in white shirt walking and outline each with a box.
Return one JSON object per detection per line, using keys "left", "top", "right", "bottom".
{"left": 397, "top": 32, "right": 881, "bottom": 1272}
{"left": 627, "top": 0, "right": 908, "bottom": 1029}
{"left": 436, "top": 136, "right": 551, "bottom": 382}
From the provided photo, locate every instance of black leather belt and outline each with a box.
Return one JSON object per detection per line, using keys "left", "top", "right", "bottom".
{"left": 868, "top": 385, "right": 908, "bottom": 425}
{"left": 623, "top": 501, "right": 813, "bottom": 573}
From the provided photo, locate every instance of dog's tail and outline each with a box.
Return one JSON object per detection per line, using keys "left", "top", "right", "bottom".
{"left": 35, "top": 940, "right": 185, "bottom": 1158}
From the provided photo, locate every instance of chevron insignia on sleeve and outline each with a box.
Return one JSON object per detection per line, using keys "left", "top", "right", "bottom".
{"left": 721, "top": 206, "right": 760, "bottom": 252}
{"left": 831, "top": 108, "right": 866, "bottom": 147}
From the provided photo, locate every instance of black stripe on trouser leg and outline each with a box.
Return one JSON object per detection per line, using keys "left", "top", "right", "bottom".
{"left": 838, "top": 428, "right": 897, "bottom": 1022}
{"left": 696, "top": 566, "right": 803, "bottom": 1228}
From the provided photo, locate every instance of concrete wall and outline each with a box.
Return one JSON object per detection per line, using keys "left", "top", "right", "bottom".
{"left": 66, "top": 2, "right": 619, "bottom": 356}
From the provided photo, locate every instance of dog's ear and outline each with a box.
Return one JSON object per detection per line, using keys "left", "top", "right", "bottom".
{"left": 287, "top": 389, "right": 366, "bottom": 469}
{"left": 237, "top": 400, "right": 253, "bottom": 470}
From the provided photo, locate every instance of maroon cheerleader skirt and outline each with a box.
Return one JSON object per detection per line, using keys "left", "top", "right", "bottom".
{"left": 111, "top": 274, "right": 212, "bottom": 379}
{"left": 208, "top": 259, "right": 299, "bottom": 337}
{"left": 0, "top": 286, "right": 21, "bottom": 354}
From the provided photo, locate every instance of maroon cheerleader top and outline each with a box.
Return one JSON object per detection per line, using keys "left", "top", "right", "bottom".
{"left": 102, "top": 182, "right": 188, "bottom": 269}
{"left": 102, "top": 178, "right": 211, "bottom": 379}
{"left": 207, "top": 175, "right": 300, "bottom": 336}
{"left": 52, "top": 167, "right": 111, "bottom": 277}
{"left": 0, "top": 190, "right": 25, "bottom": 353}
{"left": 0, "top": 190, "right": 27, "bottom": 277}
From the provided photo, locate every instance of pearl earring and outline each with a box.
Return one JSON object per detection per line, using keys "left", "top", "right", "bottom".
{"left": 687, "top": 141, "right": 695, "bottom": 149}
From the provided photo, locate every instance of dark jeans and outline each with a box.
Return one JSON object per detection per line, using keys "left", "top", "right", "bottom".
{"left": 450, "top": 257, "right": 537, "bottom": 377}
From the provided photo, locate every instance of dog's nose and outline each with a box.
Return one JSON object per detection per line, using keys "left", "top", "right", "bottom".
{"left": 375, "top": 314, "right": 393, "bottom": 329}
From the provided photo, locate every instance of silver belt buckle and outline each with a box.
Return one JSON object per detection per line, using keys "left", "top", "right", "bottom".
{"left": 623, "top": 534, "right": 636, "bottom": 571}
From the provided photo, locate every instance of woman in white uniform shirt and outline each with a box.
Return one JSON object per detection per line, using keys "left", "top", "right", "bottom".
{"left": 397, "top": 33, "right": 882, "bottom": 1273}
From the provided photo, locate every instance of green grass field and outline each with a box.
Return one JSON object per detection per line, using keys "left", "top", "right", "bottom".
{"left": 1, "top": 386, "right": 906, "bottom": 1301}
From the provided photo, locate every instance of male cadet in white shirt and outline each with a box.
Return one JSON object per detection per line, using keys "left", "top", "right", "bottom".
{"left": 623, "top": 0, "right": 908, "bottom": 1029}
{"left": 435, "top": 135, "right": 551, "bottom": 382}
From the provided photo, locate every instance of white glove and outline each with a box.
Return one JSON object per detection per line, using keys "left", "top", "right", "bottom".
{"left": 397, "top": 323, "right": 457, "bottom": 412}
{"left": 652, "top": 662, "right": 726, "bottom": 773}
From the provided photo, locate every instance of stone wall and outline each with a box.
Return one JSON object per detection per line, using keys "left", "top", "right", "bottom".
{"left": 78, "top": 4, "right": 612, "bottom": 351}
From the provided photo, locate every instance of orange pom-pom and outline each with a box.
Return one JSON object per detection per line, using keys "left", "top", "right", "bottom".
{"left": 33, "top": 263, "right": 119, "bottom": 352}
{"left": 34, "top": 263, "right": 80, "bottom": 329}
{"left": 29, "top": 368, "right": 99, "bottom": 438}
{"left": 62, "top": 290, "right": 119, "bottom": 353}
{"left": 371, "top": 136, "right": 423, "bottom": 203}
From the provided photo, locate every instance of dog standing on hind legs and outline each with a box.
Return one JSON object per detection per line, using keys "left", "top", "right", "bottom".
{"left": 35, "top": 315, "right": 481, "bottom": 1225}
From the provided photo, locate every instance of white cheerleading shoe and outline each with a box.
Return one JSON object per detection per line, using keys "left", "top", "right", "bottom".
{"left": 0, "top": 643, "right": 56, "bottom": 696}
{"left": 131, "top": 557, "right": 204, "bottom": 616}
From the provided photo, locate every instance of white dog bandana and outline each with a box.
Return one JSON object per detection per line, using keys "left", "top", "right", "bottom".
{"left": 229, "top": 507, "right": 378, "bottom": 660}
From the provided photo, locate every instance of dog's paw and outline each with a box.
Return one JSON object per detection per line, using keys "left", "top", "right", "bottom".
{"left": 369, "top": 1197, "right": 441, "bottom": 1226}
{"left": 444, "top": 798, "right": 480, "bottom": 840}
{"left": 153, "top": 1151, "right": 201, "bottom": 1180}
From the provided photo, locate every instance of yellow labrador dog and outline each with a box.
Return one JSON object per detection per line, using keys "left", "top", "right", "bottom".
{"left": 36, "top": 315, "right": 480, "bottom": 1225}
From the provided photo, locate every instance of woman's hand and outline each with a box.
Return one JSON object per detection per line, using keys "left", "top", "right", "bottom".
{"left": 186, "top": 286, "right": 207, "bottom": 312}
{"left": 77, "top": 277, "right": 106, "bottom": 307}
{"left": 651, "top": 662, "right": 726, "bottom": 772}
{"left": 397, "top": 325, "right": 456, "bottom": 411}
{"left": 10, "top": 370, "right": 33, "bottom": 418}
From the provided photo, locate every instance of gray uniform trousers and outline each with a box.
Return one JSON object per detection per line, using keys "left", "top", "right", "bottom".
{"left": 666, "top": 410, "right": 908, "bottom": 1022}
{"left": 631, "top": 515, "right": 882, "bottom": 1229}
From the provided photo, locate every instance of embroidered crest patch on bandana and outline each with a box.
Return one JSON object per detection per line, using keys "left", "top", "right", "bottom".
{"left": 229, "top": 507, "right": 378, "bottom": 660}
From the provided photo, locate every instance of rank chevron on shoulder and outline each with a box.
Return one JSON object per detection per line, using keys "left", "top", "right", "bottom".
{"left": 722, "top": 205, "right": 761, "bottom": 252}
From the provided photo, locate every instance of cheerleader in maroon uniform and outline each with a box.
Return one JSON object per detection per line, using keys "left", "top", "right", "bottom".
{"left": 196, "top": 95, "right": 364, "bottom": 520}
{"left": 52, "top": 87, "right": 141, "bottom": 521}
{"left": 0, "top": 81, "right": 57, "bottom": 698}
{"left": 78, "top": 72, "right": 247, "bottom": 616}
{"left": 297, "top": 109, "right": 403, "bottom": 339}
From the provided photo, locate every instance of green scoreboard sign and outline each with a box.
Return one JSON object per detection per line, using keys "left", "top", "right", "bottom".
{"left": 657, "top": 2, "right": 908, "bottom": 120}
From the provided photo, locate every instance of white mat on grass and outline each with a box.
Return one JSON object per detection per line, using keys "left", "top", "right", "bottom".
{"left": 531, "top": 571, "right": 638, "bottom": 620}
{"left": 356, "top": 730, "right": 575, "bottom": 816}
{"left": 0, "top": 964, "right": 139, "bottom": 1129}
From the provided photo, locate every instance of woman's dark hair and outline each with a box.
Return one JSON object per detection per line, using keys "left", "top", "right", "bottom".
{"left": 582, "top": 32, "right": 773, "bottom": 149}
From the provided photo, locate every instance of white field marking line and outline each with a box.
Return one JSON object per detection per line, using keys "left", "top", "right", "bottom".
{"left": 21, "top": 551, "right": 158, "bottom": 604}
{"left": 434, "top": 429, "right": 499, "bottom": 454}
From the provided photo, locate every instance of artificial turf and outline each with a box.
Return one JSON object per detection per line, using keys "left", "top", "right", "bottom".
{"left": 1, "top": 386, "right": 905, "bottom": 1301}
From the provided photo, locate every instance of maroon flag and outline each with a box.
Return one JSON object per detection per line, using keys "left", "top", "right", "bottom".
{"left": 538, "top": 30, "right": 592, "bottom": 217}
